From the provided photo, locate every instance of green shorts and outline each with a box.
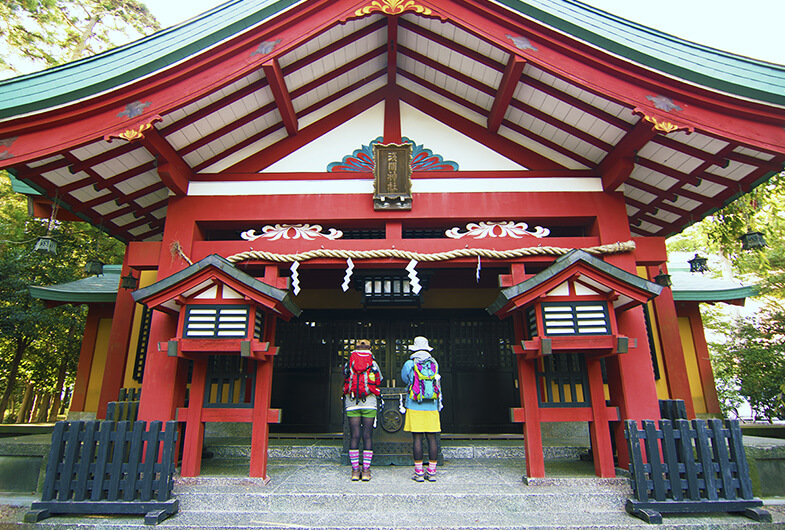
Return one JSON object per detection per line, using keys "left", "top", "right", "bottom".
{"left": 346, "top": 408, "right": 377, "bottom": 418}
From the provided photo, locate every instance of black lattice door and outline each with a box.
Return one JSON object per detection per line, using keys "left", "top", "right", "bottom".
{"left": 274, "top": 310, "right": 516, "bottom": 433}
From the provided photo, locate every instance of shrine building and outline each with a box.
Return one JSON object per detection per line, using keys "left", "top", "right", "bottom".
{"left": 1, "top": 0, "right": 784, "bottom": 481}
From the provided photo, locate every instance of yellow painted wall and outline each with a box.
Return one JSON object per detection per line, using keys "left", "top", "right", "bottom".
{"left": 646, "top": 302, "right": 671, "bottom": 399}
{"left": 83, "top": 318, "right": 113, "bottom": 412}
{"left": 122, "top": 270, "right": 158, "bottom": 389}
{"left": 635, "top": 267, "right": 670, "bottom": 399}
{"left": 678, "top": 316, "right": 706, "bottom": 414}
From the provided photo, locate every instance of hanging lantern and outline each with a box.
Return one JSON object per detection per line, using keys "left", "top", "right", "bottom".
{"left": 120, "top": 272, "right": 139, "bottom": 290}
{"left": 740, "top": 231, "right": 767, "bottom": 251}
{"left": 688, "top": 254, "right": 709, "bottom": 273}
{"left": 653, "top": 268, "right": 672, "bottom": 288}
{"left": 34, "top": 236, "right": 57, "bottom": 255}
{"left": 84, "top": 259, "right": 104, "bottom": 276}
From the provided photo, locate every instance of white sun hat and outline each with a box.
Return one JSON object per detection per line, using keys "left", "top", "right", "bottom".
{"left": 408, "top": 336, "right": 433, "bottom": 351}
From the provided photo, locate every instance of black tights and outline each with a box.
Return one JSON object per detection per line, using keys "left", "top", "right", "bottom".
{"left": 348, "top": 416, "right": 374, "bottom": 451}
{"left": 412, "top": 432, "right": 437, "bottom": 462}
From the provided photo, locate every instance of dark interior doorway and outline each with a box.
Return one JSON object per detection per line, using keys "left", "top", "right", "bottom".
{"left": 271, "top": 309, "right": 518, "bottom": 434}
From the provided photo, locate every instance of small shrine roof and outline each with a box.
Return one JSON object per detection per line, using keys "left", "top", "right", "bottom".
{"left": 487, "top": 249, "right": 663, "bottom": 316}
{"left": 131, "top": 253, "right": 301, "bottom": 317}
{"left": 29, "top": 265, "right": 121, "bottom": 303}
{"left": 666, "top": 252, "right": 757, "bottom": 303}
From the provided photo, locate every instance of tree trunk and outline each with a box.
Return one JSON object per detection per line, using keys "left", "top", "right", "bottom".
{"left": 49, "top": 318, "right": 77, "bottom": 422}
{"left": 16, "top": 383, "right": 34, "bottom": 424}
{"left": 35, "top": 392, "right": 52, "bottom": 423}
{"left": 0, "top": 337, "right": 29, "bottom": 422}
{"left": 27, "top": 391, "right": 40, "bottom": 424}
{"left": 59, "top": 387, "right": 71, "bottom": 415}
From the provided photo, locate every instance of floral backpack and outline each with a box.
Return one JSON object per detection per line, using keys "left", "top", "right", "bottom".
{"left": 408, "top": 356, "right": 440, "bottom": 402}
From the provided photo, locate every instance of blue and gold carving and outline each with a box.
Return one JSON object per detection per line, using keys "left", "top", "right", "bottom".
{"left": 328, "top": 136, "right": 459, "bottom": 172}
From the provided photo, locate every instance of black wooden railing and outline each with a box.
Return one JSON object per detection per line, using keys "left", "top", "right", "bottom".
{"left": 25, "top": 420, "right": 179, "bottom": 525}
{"left": 106, "top": 387, "right": 141, "bottom": 425}
{"left": 658, "top": 399, "right": 688, "bottom": 422}
{"left": 624, "top": 418, "right": 771, "bottom": 523}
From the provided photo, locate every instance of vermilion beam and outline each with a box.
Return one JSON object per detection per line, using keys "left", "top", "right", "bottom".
{"left": 139, "top": 127, "right": 192, "bottom": 196}
{"left": 488, "top": 56, "right": 525, "bottom": 133}
{"left": 599, "top": 119, "right": 656, "bottom": 192}
{"left": 227, "top": 88, "right": 385, "bottom": 173}
{"left": 263, "top": 58, "right": 298, "bottom": 137}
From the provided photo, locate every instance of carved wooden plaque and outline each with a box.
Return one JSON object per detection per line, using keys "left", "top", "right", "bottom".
{"left": 373, "top": 143, "right": 412, "bottom": 210}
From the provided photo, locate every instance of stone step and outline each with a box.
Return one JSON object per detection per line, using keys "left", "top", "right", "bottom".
{"left": 204, "top": 439, "right": 588, "bottom": 461}
{"left": 4, "top": 460, "right": 785, "bottom": 529}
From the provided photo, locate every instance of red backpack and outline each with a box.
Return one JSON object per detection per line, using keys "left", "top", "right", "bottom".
{"left": 343, "top": 350, "right": 380, "bottom": 399}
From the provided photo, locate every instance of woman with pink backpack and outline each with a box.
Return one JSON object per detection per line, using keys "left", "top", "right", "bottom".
{"left": 401, "top": 336, "right": 442, "bottom": 482}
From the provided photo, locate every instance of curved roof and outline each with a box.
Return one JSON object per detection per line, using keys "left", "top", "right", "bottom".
{"left": 1, "top": 0, "right": 784, "bottom": 243}
{"left": 500, "top": 0, "right": 785, "bottom": 106}
{"left": 2, "top": 0, "right": 783, "bottom": 119}
{"left": 29, "top": 265, "right": 121, "bottom": 304}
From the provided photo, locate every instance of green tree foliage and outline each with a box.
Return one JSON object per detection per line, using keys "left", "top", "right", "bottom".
{"left": 668, "top": 172, "right": 785, "bottom": 300}
{"left": 706, "top": 307, "right": 785, "bottom": 422}
{"left": 0, "top": 0, "right": 158, "bottom": 421}
{"left": 0, "top": 172, "right": 124, "bottom": 421}
{"left": 0, "top": 0, "right": 160, "bottom": 78}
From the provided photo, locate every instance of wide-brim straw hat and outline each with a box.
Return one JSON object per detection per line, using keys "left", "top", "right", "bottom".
{"left": 408, "top": 336, "right": 432, "bottom": 351}
{"left": 356, "top": 339, "right": 371, "bottom": 347}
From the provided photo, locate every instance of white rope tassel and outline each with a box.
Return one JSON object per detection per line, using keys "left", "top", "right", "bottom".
{"left": 406, "top": 259, "right": 421, "bottom": 294}
{"left": 399, "top": 393, "right": 406, "bottom": 414}
{"left": 476, "top": 255, "right": 481, "bottom": 283}
{"left": 290, "top": 261, "right": 301, "bottom": 295}
{"left": 341, "top": 257, "right": 354, "bottom": 292}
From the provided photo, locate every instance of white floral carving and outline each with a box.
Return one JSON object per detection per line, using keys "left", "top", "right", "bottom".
{"left": 241, "top": 224, "right": 343, "bottom": 241}
{"left": 445, "top": 221, "right": 550, "bottom": 239}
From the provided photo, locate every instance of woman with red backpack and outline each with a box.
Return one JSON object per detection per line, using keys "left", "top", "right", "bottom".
{"left": 342, "top": 339, "right": 382, "bottom": 481}
{"left": 401, "top": 336, "right": 442, "bottom": 482}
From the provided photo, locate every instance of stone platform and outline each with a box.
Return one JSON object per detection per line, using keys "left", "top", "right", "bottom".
{"left": 2, "top": 458, "right": 785, "bottom": 529}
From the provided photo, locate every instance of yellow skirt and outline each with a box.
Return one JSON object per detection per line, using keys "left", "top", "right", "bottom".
{"left": 403, "top": 409, "right": 441, "bottom": 432}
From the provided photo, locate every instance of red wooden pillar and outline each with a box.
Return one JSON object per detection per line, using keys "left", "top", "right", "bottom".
{"left": 250, "top": 358, "right": 275, "bottom": 480}
{"left": 585, "top": 357, "right": 615, "bottom": 477}
{"left": 96, "top": 251, "right": 138, "bottom": 419}
{"left": 646, "top": 265, "right": 695, "bottom": 418}
{"left": 512, "top": 311, "right": 545, "bottom": 478}
{"left": 250, "top": 309, "right": 278, "bottom": 481}
{"left": 181, "top": 359, "right": 208, "bottom": 477}
{"left": 598, "top": 196, "right": 661, "bottom": 469}
{"left": 138, "top": 197, "right": 195, "bottom": 424}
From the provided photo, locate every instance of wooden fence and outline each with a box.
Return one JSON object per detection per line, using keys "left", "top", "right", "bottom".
{"left": 624, "top": 418, "right": 771, "bottom": 523}
{"left": 25, "top": 420, "right": 179, "bottom": 525}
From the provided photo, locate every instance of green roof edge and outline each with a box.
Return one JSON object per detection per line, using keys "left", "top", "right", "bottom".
{"left": 2, "top": 0, "right": 785, "bottom": 119}
{"left": 0, "top": 0, "right": 300, "bottom": 119}
{"left": 496, "top": 0, "right": 785, "bottom": 107}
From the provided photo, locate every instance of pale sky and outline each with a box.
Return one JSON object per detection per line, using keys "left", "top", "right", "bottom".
{"left": 142, "top": 0, "right": 785, "bottom": 65}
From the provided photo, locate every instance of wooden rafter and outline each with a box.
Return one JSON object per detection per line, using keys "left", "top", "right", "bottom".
{"left": 138, "top": 127, "right": 192, "bottom": 196}
{"left": 598, "top": 119, "right": 658, "bottom": 192}
{"left": 262, "top": 58, "right": 298, "bottom": 137}
{"left": 227, "top": 88, "right": 386, "bottom": 173}
{"left": 399, "top": 85, "right": 565, "bottom": 170}
{"left": 488, "top": 56, "right": 525, "bottom": 133}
